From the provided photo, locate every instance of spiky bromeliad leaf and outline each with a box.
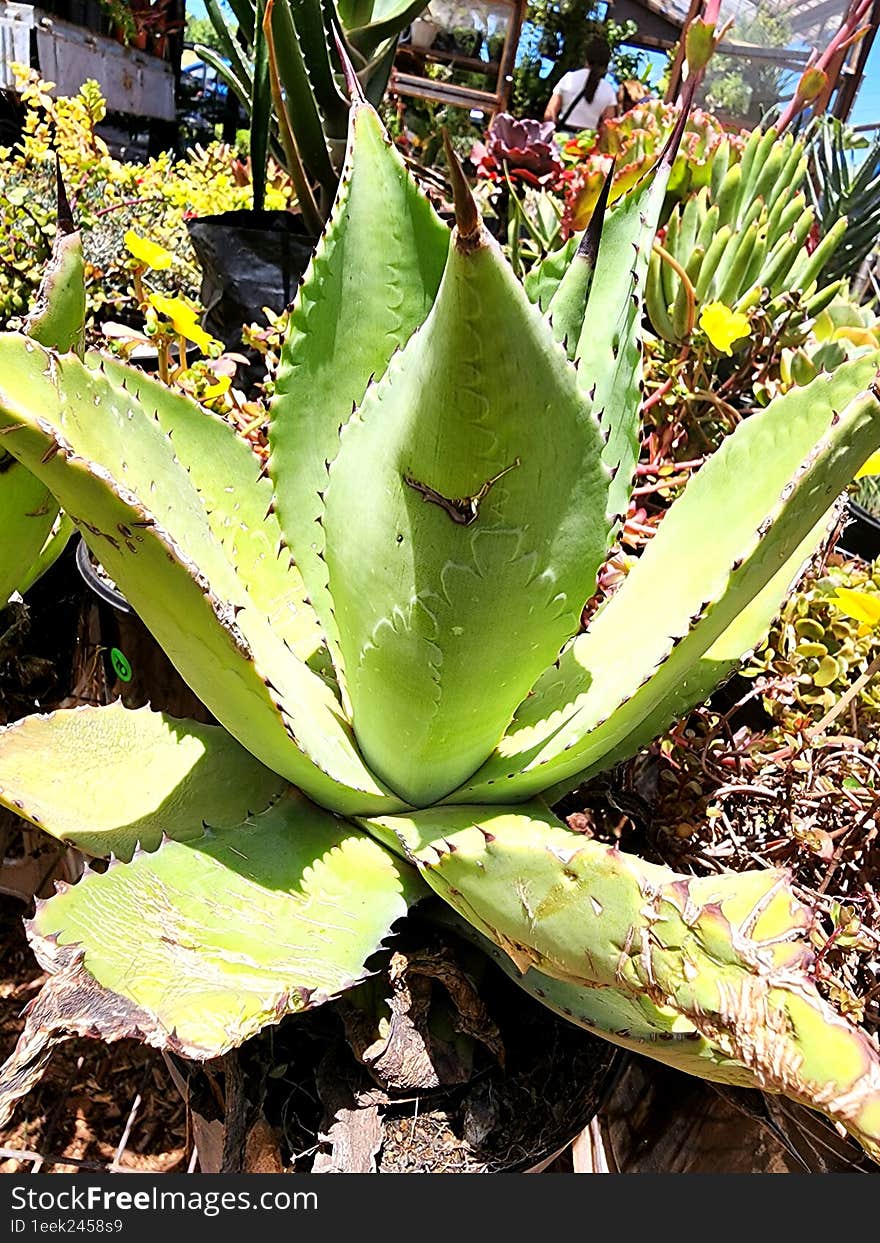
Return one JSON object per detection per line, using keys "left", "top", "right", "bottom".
{"left": 0, "top": 702, "right": 287, "bottom": 861}
{"left": 368, "top": 803, "right": 880, "bottom": 1163}
{"left": 270, "top": 101, "right": 448, "bottom": 694}
{"left": 0, "top": 339, "right": 401, "bottom": 817}
{"left": 0, "top": 789, "right": 423, "bottom": 1124}
{"left": 451, "top": 354, "right": 880, "bottom": 805}
{"left": 322, "top": 175, "right": 612, "bottom": 806}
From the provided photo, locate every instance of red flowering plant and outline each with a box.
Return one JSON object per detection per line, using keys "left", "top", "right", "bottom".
{"left": 559, "top": 100, "right": 746, "bottom": 238}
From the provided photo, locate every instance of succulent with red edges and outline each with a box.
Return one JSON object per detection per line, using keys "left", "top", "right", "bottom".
{"left": 471, "top": 112, "right": 565, "bottom": 189}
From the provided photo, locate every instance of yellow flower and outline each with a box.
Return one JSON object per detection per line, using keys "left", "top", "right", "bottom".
{"left": 855, "top": 451, "right": 880, "bottom": 480}
{"left": 699, "top": 301, "right": 750, "bottom": 355}
{"left": 148, "top": 292, "right": 214, "bottom": 353}
{"left": 124, "top": 230, "right": 173, "bottom": 270}
{"left": 202, "top": 374, "right": 231, "bottom": 400}
{"left": 832, "top": 587, "right": 880, "bottom": 631}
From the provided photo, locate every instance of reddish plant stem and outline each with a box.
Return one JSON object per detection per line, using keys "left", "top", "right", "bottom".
{"left": 776, "top": 0, "right": 874, "bottom": 132}
{"left": 92, "top": 197, "right": 158, "bottom": 220}
{"left": 636, "top": 457, "right": 705, "bottom": 476}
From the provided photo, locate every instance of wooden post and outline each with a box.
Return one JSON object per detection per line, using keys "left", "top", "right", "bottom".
{"left": 497, "top": 0, "right": 526, "bottom": 112}
{"left": 832, "top": 0, "right": 880, "bottom": 121}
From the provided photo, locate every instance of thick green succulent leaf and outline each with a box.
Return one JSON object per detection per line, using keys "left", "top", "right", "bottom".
{"left": 0, "top": 458, "right": 58, "bottom": 607}
{"left": 545, "top": 167, "right": 612, "bottom": 357}
{"left": 17, "top": 512, "right": 73, "bottom": 598}
{"left": 0, "top": 173, "right": 83, "bottom": 604}
{"left": 287, "top": 0, "right": 348, "bottom": 132}
{"left": 454, "top": 355, "right": 880, "bottom": 804}
{"left": 575, "top": 150, "right": 677, "bottom": 525}
{"left": 269, "top": 0, "right": 337, "bottom": 191}
{"left": 523, "top": 235, "right": 579, "bottom": 311}
{"left": 250, "top": 0, "right": 272, "bottom": 211}
{"left": 201, "top": 0, "right": 256, "bottom": 105}
{"left": 538, "top": 513, "right": 832, "bottom": 806}
{"left": 195, "top": 43, "right": 253, "bottom": 114}
{"left": 270, "top": 101, "right": 448, "bottom": 692}
{"left": 359, "top": 37, "right": 397, "bottom": 108}
{"left": 447, "top": 914, "right": 775, "bottom": 1090}
{"left": 0, "top": 338, "right": 401, "bottom": 816}
{"left": 19, "top": 792, "right": 423, "bottom": 1059}
{"left": 323, "top": 212, "right": 612, "bottom": 806}
{"left": 368, "top": 803, "right": 880, "bottom": 1164}
{"left": 0, "top": 702, "right": 287, "bottom": 861}
{"left": 24, "top": 176, "right": 85, "bottom": 357}
{"left": 344, "top": 0, "right": 435, "bottom": 60}
{"left": 94, "top": 356, "right": 324, "bottom": 667}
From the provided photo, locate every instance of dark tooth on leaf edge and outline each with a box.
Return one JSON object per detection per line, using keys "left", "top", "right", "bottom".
{"left": 55, "top": 155, "right": 76, "bottom": 236}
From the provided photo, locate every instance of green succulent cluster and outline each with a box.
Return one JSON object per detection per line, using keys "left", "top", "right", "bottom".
{"left": 591, "top": 99, "right": 740, "bottom": 199}
{"left": 770, "top": 295, "right": 880, "bottom": 398}
{"left": 646, "top": 127, "right": 845, "bottom": 348}
{"left": 1, "top": 92, "right": 880, "bottom": 1163}
{"left": 744, "top": 562, "right": 880, "bottom": 727}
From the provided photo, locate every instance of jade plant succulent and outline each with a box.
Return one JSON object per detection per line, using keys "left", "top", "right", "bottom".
{"left": 2, "top": 89, "right": 880, "bottom": 1163}
{"left": 646, "top": 127, "right": 845, "bottom": 348}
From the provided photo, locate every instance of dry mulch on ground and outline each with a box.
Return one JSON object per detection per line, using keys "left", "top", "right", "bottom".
{"left": 0, "top": 897, "right": 188, "bottom": 1174}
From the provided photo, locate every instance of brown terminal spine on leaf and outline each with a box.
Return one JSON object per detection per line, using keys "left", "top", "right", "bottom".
{"left": 331, "top": 25, "right": 366, "bottom": 104}
{"left": 443, "top": 130, "right": 481, "bottom": 248}
{"left": 55, "top": 155, "right": 76, "bottom": 237}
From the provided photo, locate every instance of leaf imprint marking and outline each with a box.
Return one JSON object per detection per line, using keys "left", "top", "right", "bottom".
{"left": 403, "top": 458, "right": 521, "bottom": 526}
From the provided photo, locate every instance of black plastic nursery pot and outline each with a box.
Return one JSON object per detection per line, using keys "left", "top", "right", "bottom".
{"left": 74, "top": 536, "right": 212, "bottom": 722}
{"left": 186, "top": 210, "right": 318, "bottom": 348}
{"left": 838, "top": 500, "right": 880, "bottom": 562}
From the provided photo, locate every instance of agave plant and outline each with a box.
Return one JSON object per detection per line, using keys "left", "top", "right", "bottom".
{"left": 646, "top": 127, "right": 845, "bottom": 347}
{"left": 2, "top": 90, "right": 880, "bottom": 1162}
{"left": 200, "top": 0, "right": 429, "bottom": 225}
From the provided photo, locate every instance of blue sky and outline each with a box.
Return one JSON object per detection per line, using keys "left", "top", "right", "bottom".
{"left": 850, "top": 38, "right": 880, "bottom": 129}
